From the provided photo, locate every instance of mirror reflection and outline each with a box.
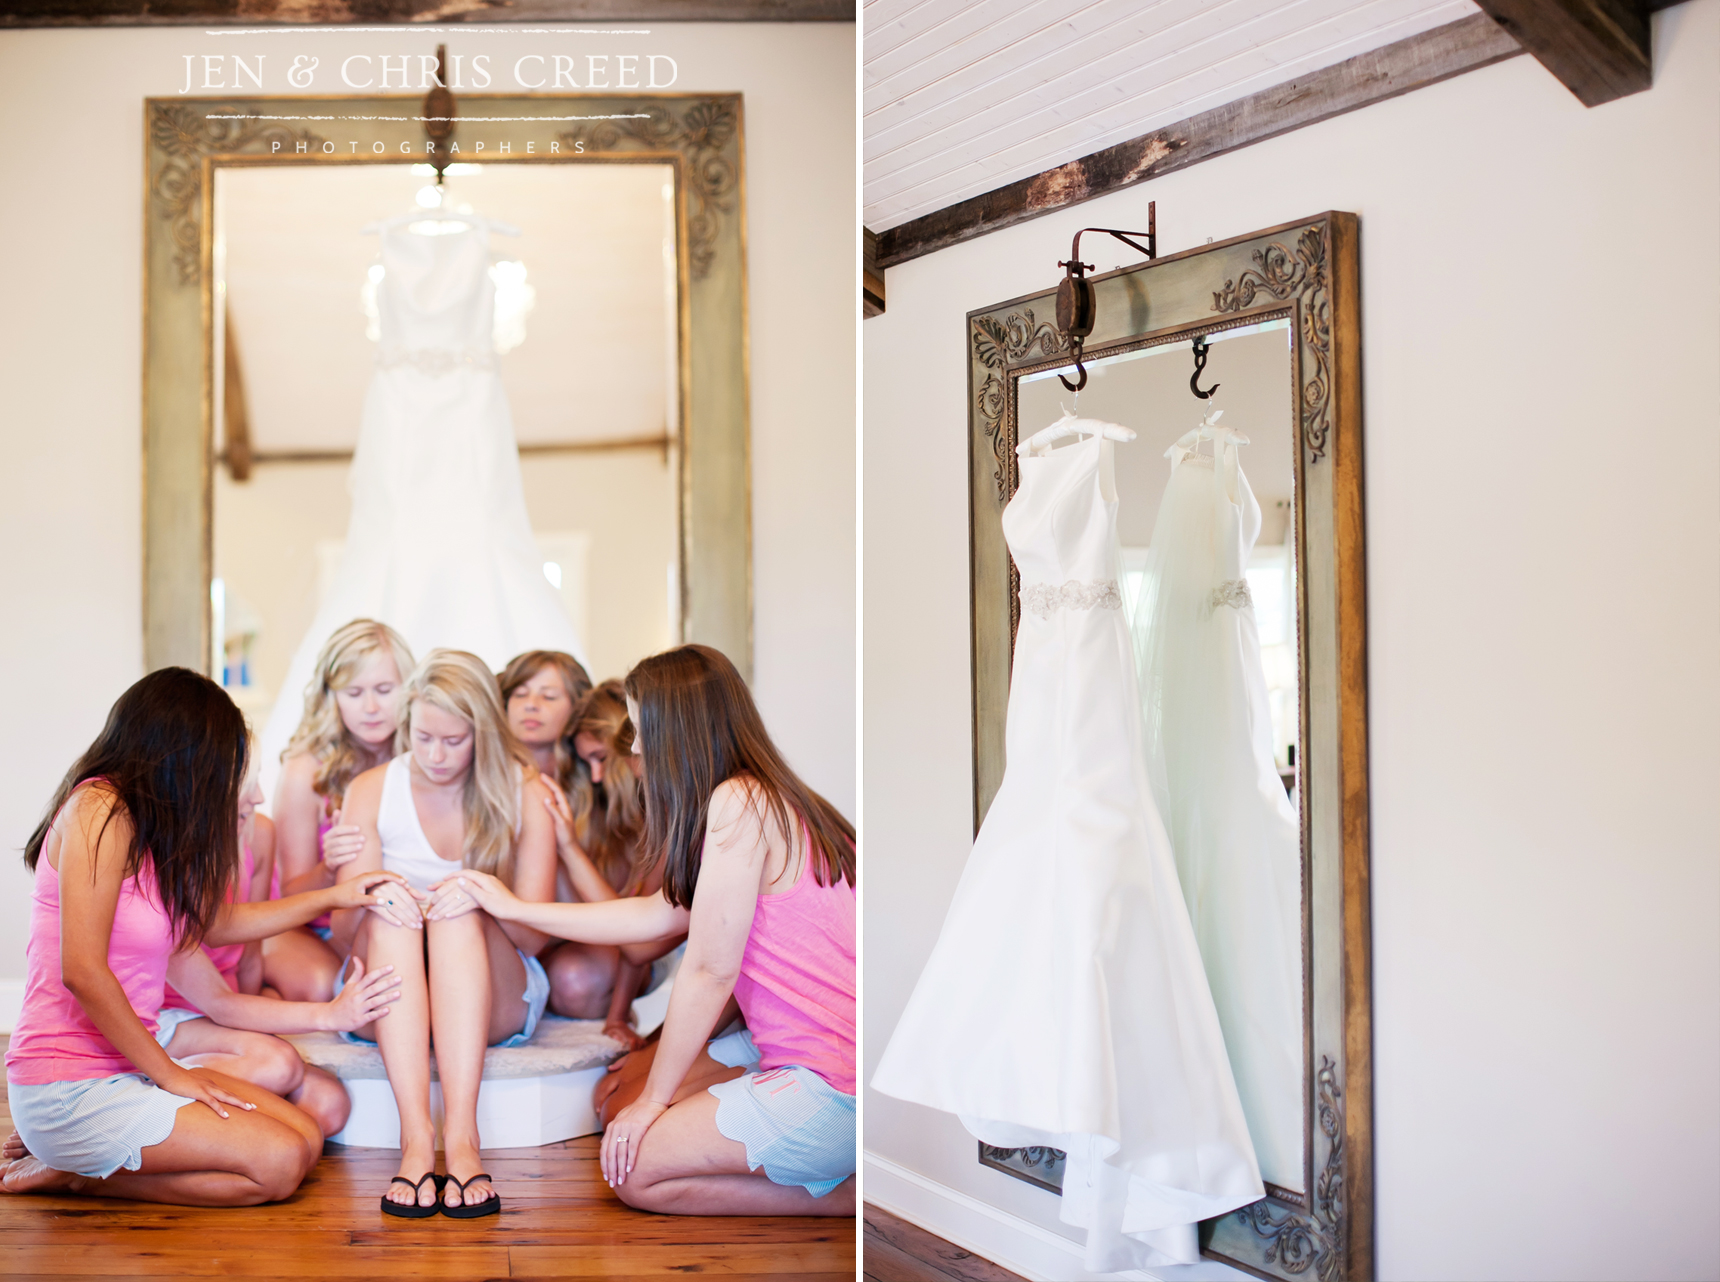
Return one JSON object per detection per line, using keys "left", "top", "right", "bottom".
{"left": 211, "top": 162, "right": 681, "bottom": 761}
{"left": 1017, "top": 320, "right": 1306, "bottom": 1199}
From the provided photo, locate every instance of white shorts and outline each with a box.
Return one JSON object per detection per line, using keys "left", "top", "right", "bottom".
{"left": 7, "top": 1072, "right": 196, "bottom": 1179}
{"left": 154, "top": 1007, "right": 208, "bottom": 1049}
{"left": 707, "top": 1031, "right": 856, "bottom": 1198}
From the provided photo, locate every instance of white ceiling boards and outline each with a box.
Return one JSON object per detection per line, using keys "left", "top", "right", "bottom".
{"left": 863, "top": 0, "right": 1480, "bottom": 231}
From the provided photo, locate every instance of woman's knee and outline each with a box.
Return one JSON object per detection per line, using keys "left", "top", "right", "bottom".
{"left": 242, "top": 1118, "right": 317, "bottom": 1201}
{"left": 613, "top": 1170, "right": 672, "bottom": 1212}
{"left": 547, "top": 947, "right": 615, "bottom": 1018}
{"left": 295, "top": 1069, "right": 351, "bottom": 1138}
{"left": 266, "top": 939, "right": 340, "bottom": 1003}
{"left": 427, "top": 908, "right": 488, "bottom": 950}
{"left": 248, "top": 1036, "right": 306, "bottom": 1096}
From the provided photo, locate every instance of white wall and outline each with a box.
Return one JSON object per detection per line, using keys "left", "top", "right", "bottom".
{"left": 0, "top": 22, "right": 856, "bottom": 989}
{"left": 863, "top": 5, "right": 1719, "bottom": 1280}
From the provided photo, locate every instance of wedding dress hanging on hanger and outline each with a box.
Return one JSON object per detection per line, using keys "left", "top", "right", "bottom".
{"left": 256, "top": 211, "right": 584, "bottom": 800}
{"left": 873, "top": 416, "right": 1263, "bottom": 1273}
{"left": 1129, "top": 411, "right": 1305, "bottom": 1191}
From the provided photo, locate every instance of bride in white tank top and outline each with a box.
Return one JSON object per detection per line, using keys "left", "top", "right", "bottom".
{"left": 329, "top": 649, "right": 561, "bottom": 1219}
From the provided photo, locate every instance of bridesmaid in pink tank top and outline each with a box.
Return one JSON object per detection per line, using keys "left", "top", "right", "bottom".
{"left": 1, "top": 668, "right": 406, "bottom": 1205}
{"left": 437, "top": 645, "right": 857, "bottom": 1218}
{"left": 154, "top": 771, "right": 400, "bottom": 1142}
{"left": 265, "top": 620, "right": 416, "bottom": 1003}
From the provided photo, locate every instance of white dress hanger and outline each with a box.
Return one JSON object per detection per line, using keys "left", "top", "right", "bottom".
{"left": 1018, "top": 408, "right": 1137, "bottom": 457}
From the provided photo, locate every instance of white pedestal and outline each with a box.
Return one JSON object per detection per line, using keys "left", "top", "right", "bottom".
{"left": 328, "top": 1063, "right": 611, "bottom": 1149}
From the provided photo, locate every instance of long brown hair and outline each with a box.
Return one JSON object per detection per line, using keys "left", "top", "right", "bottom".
{"left": 26, "top": 668, "right": 248, "bottom": 946}
{"left": 406, "top": 650, "right": 536, "bottom": 881}
{"left": 282, "top": 619, "right": 415, "bottom": 807}
{"left": 625, "top": 645, "right": 855, "bottom": 910}
{"left": 497, "top": 650, "right": 592, "bottom": 786}
{"left": 565, "top": 679, "right": 646, "bottom": 893}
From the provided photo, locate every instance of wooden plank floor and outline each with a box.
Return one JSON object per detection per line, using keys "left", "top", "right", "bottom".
{"left": 862, "top": 1205, "right": 1025, "bottom": 1282}
{"left": 0, "top": 1040, "right": 854, "bottom": 1280}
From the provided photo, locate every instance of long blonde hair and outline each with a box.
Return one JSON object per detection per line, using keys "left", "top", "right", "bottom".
{"left": 282, "top": 619, "right": 416, "bottom": 807}
{"left": 566, "top": 680, "right": 646, "bottom": 893}
{"left": 406, "top": 649, "right": 535, "bottom": 881}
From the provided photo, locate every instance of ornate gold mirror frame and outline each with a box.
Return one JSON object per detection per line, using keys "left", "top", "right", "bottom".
{"left": 143, "top": 93, "right": 750, "bottom": 677}
{"left": 966, "top": 212, "right": 1372, "bottom": 1281}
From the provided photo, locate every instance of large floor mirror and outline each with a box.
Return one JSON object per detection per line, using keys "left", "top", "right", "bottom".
{"left": 143, "top": 94, "right": 751, "bottom": 718}
{"left": 967, "top": 214, "right": 1372, "bottom": 1280}
{"left": 212, "top": 160, "right": 681, "bottom": 722}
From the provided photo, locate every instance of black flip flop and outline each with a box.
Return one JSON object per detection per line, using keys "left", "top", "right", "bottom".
{"left": 441, "top": 1172, "right": 501, "bottom": 1218}
{"left": 381, "top": 1171, "right": 443, "bottom": 1218}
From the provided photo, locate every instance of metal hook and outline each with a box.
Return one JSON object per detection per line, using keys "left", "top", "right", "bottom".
{"left": 1190, "top": 334, "right": 1220, "bottom": 400}
{"left": 1058, "top": 337, "right": 1089, "bottom": 394}
{"left": 1053, "top": 204, "right": 1156, "bottom": 396}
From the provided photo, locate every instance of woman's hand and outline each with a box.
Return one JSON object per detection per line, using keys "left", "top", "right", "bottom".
{"left": 321, "top": 956, "right": 401, "bottom": 1033}
{"left": 160, "top": 1068, "right": 258, "bottom": 1121}
{"left": 603, "top": 1019, "right": 647, "bottom": 1053}
{"left": 333, "top": 869, "right": 423, "bottom": 929}
{"left": 541, "top": 782, "right": 595, "bottom": 871}
{"left": 427, "top": 870, "right": 520, "bottom": 923}
{"left": 319, "top": 810, "right": 365, "bottom": 872}
{"left": 421, "top": 876, "right": 483, "bottom": 922}
{"left": 601, "top": 1097, "right": 668, "bottom": 1187}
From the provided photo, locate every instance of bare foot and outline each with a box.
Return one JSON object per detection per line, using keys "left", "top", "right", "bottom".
{"left": 386, "top": 1138, "right": 439, "bottom": 1210}
{"left": 443, "top": 1138, "right": 495, "bottom": 1210}
{"left": 2, "top": 1131, "right": 28, "bottom": 1161}
{"left": 1, "top": 1155, "right": 85, "bottom": 1195}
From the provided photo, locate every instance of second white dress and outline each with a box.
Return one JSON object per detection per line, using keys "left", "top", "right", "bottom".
{"left": 872, "top": 422, "right": 1263, "bottom": 1273}
{"left": 1131, "top": 417, "right": 1305, "bottom": 1192}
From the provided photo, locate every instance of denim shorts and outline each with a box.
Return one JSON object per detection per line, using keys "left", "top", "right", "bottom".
{"left": 7, "top": 1072, "right": 197, "bottom": 1179}
{"left": 334, "top": 948, "right": 550, "bottom": 1048}
{"left": 708, "top": 1033, "right": 856, "bottom": 1198}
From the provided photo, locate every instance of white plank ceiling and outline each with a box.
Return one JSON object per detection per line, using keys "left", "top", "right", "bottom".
{"left": 864, "top": 0, "right": 1481, "bottom": 231}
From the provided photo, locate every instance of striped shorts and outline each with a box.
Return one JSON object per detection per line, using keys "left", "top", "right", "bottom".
{"left": 7, "top": 1072, "right": 197, "bottom": 1179}
{"left": 708, "top": 1035, "right": 856, "bottom": 1198}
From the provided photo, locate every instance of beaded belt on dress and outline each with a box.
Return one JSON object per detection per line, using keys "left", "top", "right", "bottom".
{"left": 376, "top": 345, "right": 495, "bottom": 376}
{"left": 1021, "top": 579, "right": 1121, "bottom": 621}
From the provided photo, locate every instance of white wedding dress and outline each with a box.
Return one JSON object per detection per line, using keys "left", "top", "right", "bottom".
{"left": 872, "top": 422, "right": 1263, "bottom": 1273}
{"left": 257, "top": 214, "right": 583, "bottom": 799}
{"left": 1130, "top": 416, "right": 1304, "bottom": 1192}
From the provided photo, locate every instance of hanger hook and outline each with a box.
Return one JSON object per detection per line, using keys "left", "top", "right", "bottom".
{"left": 1190, "top": 334, "right": 1220, "bottom": 400}
{"left": 1058, "top": 337, "right": 1089, "bottom": 394}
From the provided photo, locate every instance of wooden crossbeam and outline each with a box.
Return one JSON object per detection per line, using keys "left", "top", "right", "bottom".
{"left": 874, "top": 14, "right": 1526, "bottom": 270}
{"left": 863, "top": 228, "right": 885, "bottom": 318}
{"left": 1469, "top": 0, "right": 1653, "bottom": 105}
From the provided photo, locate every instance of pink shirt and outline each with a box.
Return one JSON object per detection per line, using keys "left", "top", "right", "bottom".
{"left": 5, "top": 792, "right": 176, "bottom": 1086}
{"left": 731, "top": 850, "right": 857, "bottom": 1094}
{"left": 271, "top": 815, "right": 331, "bottom": 931}
{"left": 161, "top": 842, "right": 255, "bottom": 1012}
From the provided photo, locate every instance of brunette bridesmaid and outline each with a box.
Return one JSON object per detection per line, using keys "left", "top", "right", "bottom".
{"left": 545, "top": 680, "right": 677, "bottom": 1043}
{"left": 1, "top": 669, "right": 404, "bottom": 1205}
{"left": 498, "top": 649, "right": 592, "bottom": 783}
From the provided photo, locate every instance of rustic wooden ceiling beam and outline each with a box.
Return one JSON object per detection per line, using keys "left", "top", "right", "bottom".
{"left": 873, "top": 14, "right": 1525, "bottom": 271}
{"left": 863, "top": 228, "right": 885, "bottom": 318}
{"left": 1, "top": 0, "right": 853, "bottom": 27}
{"left": 1468, "top": 0, "right": 1652, "bottom": 105}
